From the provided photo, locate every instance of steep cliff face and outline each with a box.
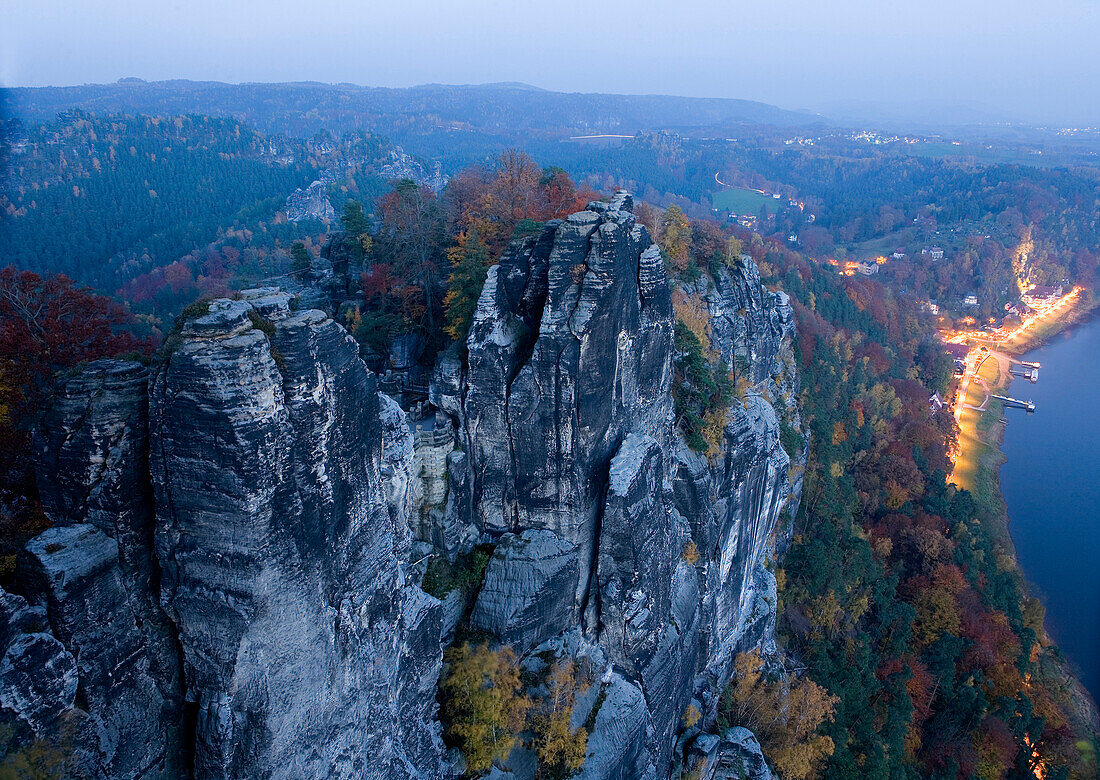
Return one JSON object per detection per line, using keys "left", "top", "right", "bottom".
{"left": 150, "top": 290, "right": 443, "bottom": 779}
{"left": 461, "top": 194, "right": 675, "bottom": 634}
{"left": 9, "top": 359, "right": 182, "bottom": 779}
{"left": 4, "top": 193, "right": 803, "bottom": 780}
{"left": 436, "top": 194, "right": 804, "bottom": 778}
{"left": 672, "top": 262, "right": 804, "bottom": 721}
{"left": 7, "top": 294, "right": 446, "bottom": 779}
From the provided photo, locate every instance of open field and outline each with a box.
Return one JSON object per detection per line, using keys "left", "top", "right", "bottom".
{"left": 710, "top": 187, "right": 781, "bottom": 215}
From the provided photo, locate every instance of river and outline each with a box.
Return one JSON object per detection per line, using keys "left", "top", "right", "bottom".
{"left": 1000, "top": 315, "right": 1100, "bottom": 702}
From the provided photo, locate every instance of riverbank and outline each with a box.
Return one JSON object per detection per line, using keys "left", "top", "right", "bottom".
{"left": 946, "top": 290, "right": 1100, "bottom": 759}
{"left": 949, "top": 286, "right": 1097, "bottom": 494}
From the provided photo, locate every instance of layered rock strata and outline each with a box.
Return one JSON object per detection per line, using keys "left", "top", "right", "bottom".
{"left": 150, "top": 290, "right": 443, "bottom": 778}
{"left": 435, "top": 193, "right": 804, "bottom": 778}
{"left": 7, "top": 294, "right": 446, "bottom": 779}
{"left": 4, "top": 192, "right": 804, "bottom": 780}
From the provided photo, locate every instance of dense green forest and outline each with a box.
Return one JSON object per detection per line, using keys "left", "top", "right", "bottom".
{"left": 0, "top": 113, "right": 448, "bottom": 320}
{"left": 2, "top": 80, "right": 815, "bottom": 140}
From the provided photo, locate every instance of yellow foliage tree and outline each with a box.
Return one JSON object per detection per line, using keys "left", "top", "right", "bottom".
{"left": 912, "top": 580, "right": 962, "bottom": 647}
{"left": 672, "top": 289, "right": 711, "bottom": 348}
{"left": 723, "top": 236, "right": 743, "bottom": 268}
{"left": 531, "top": 659, "right": 589, "bottom": 778}
{"left": 719, "top": 650, "right": 839, "bottom": 780}
{"left": 702, "top": 406, "right": 727, "bottom": 459}
{"left": 440, "top": 643, "right": 531, "bottom": 772}
{"left": 443, "top": 229, "right": 493, "bottom": 341}
{"left": 660, "top": 205, "right": 693, "bottom": 271}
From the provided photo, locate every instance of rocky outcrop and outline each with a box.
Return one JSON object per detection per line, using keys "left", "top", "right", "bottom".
{"left": 684, "top": 728, "right": 776, "bottom": 780}
{"left": 150, "top": 290, "right": 443, "bottom": 778}
{"left": 0, "top": 588, "right": 79, "bottom": 743}
{"left": 380, "top": 148, "right": 448, "bottom": 192}
{"left": 673, "top": 261, "right": 804, "bottom": 698}
{"left": 18, "top": 524, "right": 178, "bottom": 778}
{"left": 285, "top": 180, "right": 335, "bottom": 222}
{"left": 443, "top": 194, "right": 804, "bottom": 778}
{"left": 8, "top": 292, "right": 445, "bottom": 778}
{"left": 470, "top": 530, "right": 579, "bottom": 650}
{"left": 5, "top": 192, "right": 804, "bottom": 780}
{"left": 10, "top": 359, "right": 182, "bottom": 779}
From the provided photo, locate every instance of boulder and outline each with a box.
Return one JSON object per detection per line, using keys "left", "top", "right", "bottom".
{"left": 471, "top": 530, "right": 579, "bottom": 653}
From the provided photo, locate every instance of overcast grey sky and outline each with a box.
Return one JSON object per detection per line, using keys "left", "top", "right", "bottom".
{"left": 3, "top": 0, "right": 1098, "bottom": 125}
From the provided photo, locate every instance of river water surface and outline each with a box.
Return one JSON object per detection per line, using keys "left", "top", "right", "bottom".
{"left": 1000, "top": 315, "right": 1100, "bottom": 701}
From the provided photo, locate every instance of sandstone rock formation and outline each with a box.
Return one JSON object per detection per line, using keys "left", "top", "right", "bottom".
{"left": 436, "top": 194, "right": 803, "bottom": 778}
{"left": 150, "top": 291, "right": 443, "bottom": 778}
{"left": 285, "top": 180, "right": 336, "bottom": 222}
{"left": 7, "top": 295, "right": 446, "bottom": 779}
{"left": 4, "top": 193, "right": 801, "bottom": 780}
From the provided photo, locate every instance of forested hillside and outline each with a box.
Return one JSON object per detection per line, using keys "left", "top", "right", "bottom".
{"left": 3, "top": 80, "right": 818, "bottom": 139}
{"left": 5, "top": 97, "right": 1098, "bottom": 332}
{"left": 754, "top": 245, "right": 1096, "bottom": 778}
{"left": 0, "top": 113, "right": 438, "bottom": 316}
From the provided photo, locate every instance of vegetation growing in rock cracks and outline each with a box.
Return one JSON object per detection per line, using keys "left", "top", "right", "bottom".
{"left": 530, "top": 659, "right": 590, "bottom": 779}
{"left": 672, "top": 319, "right": 734, "bottom": 455}
{"left": 421, "top": 545, "right": 493, "bottom": 601}
{"left": 717, "top": 650, "right": 839, "bottom": 780}
{"left": 440, "top": 643, "right": 531, "bottom": 773}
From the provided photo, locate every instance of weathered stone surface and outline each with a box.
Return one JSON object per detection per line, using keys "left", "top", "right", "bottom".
{"left": 714, "top": 727, "right": 776, "bottom": 780}
{"left": 670, "top": 254, "right": 804, "bottom": 700}
{"left": 703, "top": 260, "right": 794, "bottom": 386}
{"left": 35, "top": 360, "right": 151, "bottom": 534}
{"left": 471, "top": 529, "right": 579, "bottom": 653}
{"left": 597, "top": 434, "right": 680, "bottom": 669}
{"left": 682, "top": 728, "right": 775, "bottom": 780}
{"left": 18, "top": 525, "right": 178, "bottom": 778}
{"left": 578, "top": 672, "right": 655, "bottom": 780}
{"left": 29, "top": 358, "right": 183, "bottom": 778}
{"left": 0, "top": 589, "right": 77, "bottom": 736}
{"left": 380, "top": 391, "right": 416, "bottom": 560}
{"left": 32, "top": 359, "right": 174, "bottom": 657}
{"left": 448, "top": 199, "right": 804, "bottom": 776}
{"left": 151, "top": 297, "right": 443, "bottom": 778}
{"left": 380, "top": 148, "right": 448, "bottom": 192}
{"left": 286, "top": 180, "right": 335, "bottom": 222}
{"left": 461, "top": 198, "right": 674, "bottom": 639}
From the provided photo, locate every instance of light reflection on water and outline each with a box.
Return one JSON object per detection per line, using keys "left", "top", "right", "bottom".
{"left": 1000, "top": 316, "right": 1100, "bottom": 701}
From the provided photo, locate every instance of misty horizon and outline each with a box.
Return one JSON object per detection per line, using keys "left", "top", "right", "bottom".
{"left": 4, "top": 0, "right": 1099, "bottom": 127}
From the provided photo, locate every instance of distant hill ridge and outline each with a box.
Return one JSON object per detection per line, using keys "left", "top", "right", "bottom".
{"left": 2, "top": 78, "right": 822, "bottom": 138}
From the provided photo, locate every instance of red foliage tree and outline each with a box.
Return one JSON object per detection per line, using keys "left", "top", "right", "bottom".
{"left": 0, "top": 266, "right": 153, "bottom": 567}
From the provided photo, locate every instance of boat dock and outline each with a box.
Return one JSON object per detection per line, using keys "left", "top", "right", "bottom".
{"left": 992, "top": 394, "right": 1036, "bottom": 413}
{"left": 1010, "top": 366, "right": 1039, "bottom": 383}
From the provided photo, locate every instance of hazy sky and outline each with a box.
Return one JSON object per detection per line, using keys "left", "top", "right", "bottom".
{"left": 3, "top": 0, "right": 1098, "bottom": 125}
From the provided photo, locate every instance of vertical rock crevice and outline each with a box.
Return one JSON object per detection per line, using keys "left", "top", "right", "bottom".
{"left": 4, "top": 191, "right": 805, "bottom": 780}
{"left": 452, "top": 193, "right": 803, "bottom": 779}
